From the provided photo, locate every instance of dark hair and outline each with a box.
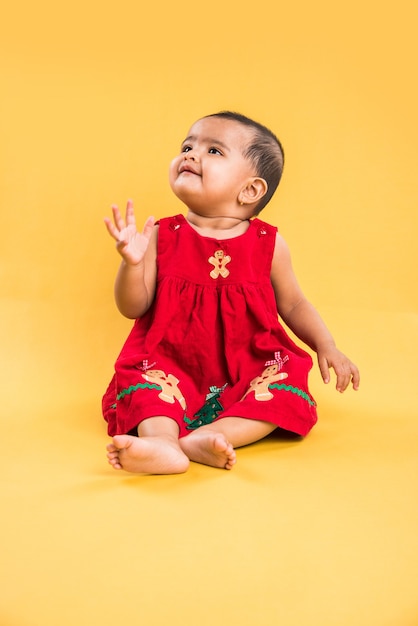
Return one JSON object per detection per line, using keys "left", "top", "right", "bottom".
{"left": 205, "top": 111, "right": 285, "bottom": 213}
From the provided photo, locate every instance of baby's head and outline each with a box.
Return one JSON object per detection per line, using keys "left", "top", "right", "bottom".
{"left": 170, "top": 111, "right": 284, "bottom": 216}
{"left": 204, "top": 111, "right": 285, "bottom": 214}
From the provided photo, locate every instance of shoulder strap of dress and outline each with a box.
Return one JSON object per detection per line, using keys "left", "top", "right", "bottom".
{"left": 250, "top": 218, "right": 277, "bottom": 238}
{"left": 155, "top": 214, "right": 184, "bottom": 230}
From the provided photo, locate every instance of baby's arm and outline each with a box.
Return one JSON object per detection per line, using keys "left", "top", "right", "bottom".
{"left": 104, "top": 200, "right": 158, "bottom": 319}
{"left": 271, "top": 234, "right": 359, "bottom": 392}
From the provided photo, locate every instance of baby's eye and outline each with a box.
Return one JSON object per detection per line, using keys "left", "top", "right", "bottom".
{"left": 181, "top": 145, "right": 192, "bottom": 153}
{"left": 208, "top": 147, "right": 222, "bottom": 155}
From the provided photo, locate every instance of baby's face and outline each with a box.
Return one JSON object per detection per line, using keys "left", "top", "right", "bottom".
{"left": 169, "top": 116, "right": 256, "bottom": 216}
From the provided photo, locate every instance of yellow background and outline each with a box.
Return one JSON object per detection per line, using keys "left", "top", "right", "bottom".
{"left": 1, "top": 0, "right": 417, "bottom": 624}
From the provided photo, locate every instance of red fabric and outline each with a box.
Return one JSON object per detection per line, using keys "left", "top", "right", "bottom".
{"left": 102, "top": 214, "right": 317, "bottom": 437}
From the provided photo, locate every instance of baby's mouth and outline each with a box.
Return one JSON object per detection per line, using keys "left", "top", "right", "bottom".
{"left": 179, "top": 164, "right": 200, "bottom": 176}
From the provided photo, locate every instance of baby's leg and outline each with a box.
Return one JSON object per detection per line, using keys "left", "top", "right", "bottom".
{"left": 106, "top": 416, "right": 190, "bottom": 475}
{"left": 180, "top": 417, "right": 276, "bottom": 470}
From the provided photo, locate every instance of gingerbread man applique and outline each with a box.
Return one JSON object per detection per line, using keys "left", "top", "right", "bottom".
{"left": 242, "top": 352, "right": 290, "bottom": 402}
{"left": 142, "top": 369, "right": 186, "bottom": 409}
{"left": 208, "top": 249, "right": 231, "bottom": 279}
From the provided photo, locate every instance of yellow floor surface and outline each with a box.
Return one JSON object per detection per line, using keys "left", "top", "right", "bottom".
{"left": 1, "top": 304, "right": 418, "bottom": 626}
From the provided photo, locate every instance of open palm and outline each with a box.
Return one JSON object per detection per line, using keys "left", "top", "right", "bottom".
{"left": 104, "top": 200, "right": 155, "bottom": 265}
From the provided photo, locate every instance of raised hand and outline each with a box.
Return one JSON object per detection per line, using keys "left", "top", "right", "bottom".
{"left": 104, "top": 200, "right": 155, "bottom": 266}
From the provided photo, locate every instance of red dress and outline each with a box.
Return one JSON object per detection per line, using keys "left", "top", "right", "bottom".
{"left": 103, "top": 214, "right": 317, "bottom": 438}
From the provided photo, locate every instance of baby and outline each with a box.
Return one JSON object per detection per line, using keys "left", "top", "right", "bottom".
{"left": 103, "top": 111, "right": 359, "bottom": 474}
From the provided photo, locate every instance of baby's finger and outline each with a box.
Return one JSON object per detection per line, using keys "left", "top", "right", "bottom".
{"left": 104, "top": 216, "right": 120, "bottom": 241}
{"left": 115, "top": 237, "right": 129, "bottom": 251}
{"left": 335, "top": 363, "right": 352, "bottom": 393}
{"left": 112, "top": 204, "right": 126, "bottom": 231}
{"left": 318, "top": 356, "right": 331, "bottom": 385}
{"left": 125, "top": 199, "right": 136, "bottom": 226}
{"left": 351, "top": 365, "right": 360, "bottom": 391}
{"left": 142, "top": 216, "right": 156, "bottom": 240}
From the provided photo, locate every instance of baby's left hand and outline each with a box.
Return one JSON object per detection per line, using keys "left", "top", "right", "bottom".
{"left": 317, "top": 345, "right": 360, "bottom": 392}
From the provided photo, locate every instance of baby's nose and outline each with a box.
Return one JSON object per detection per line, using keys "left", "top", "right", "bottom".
{"left": 184, "top": 150, "right": 197, "bottom": 161}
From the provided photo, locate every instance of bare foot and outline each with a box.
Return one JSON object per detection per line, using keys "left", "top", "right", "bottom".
{"left": 180, "top": 431, "right": 237, "bottom": 469}
{"left": 106, "top": 434, "right": 190, "bottom": 475}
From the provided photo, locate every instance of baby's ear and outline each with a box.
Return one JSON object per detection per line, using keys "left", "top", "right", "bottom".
{"left": 239, "top": 177, "right": 268, "bottom": 206}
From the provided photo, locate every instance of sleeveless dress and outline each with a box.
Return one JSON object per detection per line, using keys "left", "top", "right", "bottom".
{"left": 102, "top": 214, "right": 318, "bottom": 438}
